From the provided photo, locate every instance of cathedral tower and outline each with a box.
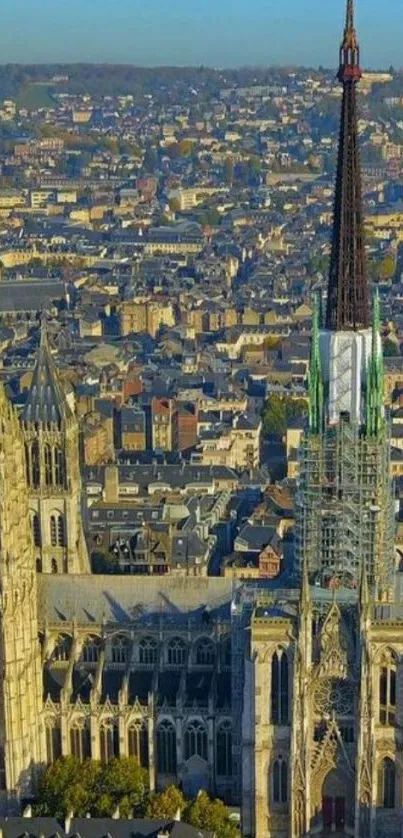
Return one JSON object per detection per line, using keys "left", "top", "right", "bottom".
{"left": 295, "top": 0, "right": 395, "bottom": 596}
{"left": 0, "top": 384, "right": 44, "bottom": 798}
{"left": 21, "top": 323, "right": 89, "bottom": 575}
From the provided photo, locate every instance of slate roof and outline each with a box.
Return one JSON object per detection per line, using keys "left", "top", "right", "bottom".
{"left": 22, "top": 322, "right": 71, "bottom": 425}
{"left": 38, "top": 575, "right": 238, "bottom": 627}
{"left": 0, "top": 818, "right": 208, "bottom": 838}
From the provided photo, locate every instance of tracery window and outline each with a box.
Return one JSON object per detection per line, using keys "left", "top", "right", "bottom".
{"left": 156, "top": 720, "right": 176, "bottom": 774}
{"left": 82, "top": 637, "right": 100, "bottom": 664}
{"left": 380, "top": 757, "right": 396, "bottom": 809}
{"left": 45, "top": 444, "right": 53, "bottom": 486}
{"left": 271, "top": 649, "right": 289, "bottom": 725}
{"left": 55, "top": 448, "right": 66, "bottom": 487}
{"left": 70, "top": 723, "right": 91, "bottom": 761}
{"left": 139, "top": 636, "right": 157, "bottom": 665}
{"left": 167, "top": 637, "right": 186, "bottom": 666}
{"left": 46, "top": 724, "right": 62, "bottom": 764}
{"left": 111, "top": 636, "right": 130, "bottom": 665}
{"left": 185, "top": 720, "right": 208, "bottom": 761}
{"left": 195, "top": 638, "right": 215, "bottom": 666}
{"left": 273, "top": 756, "right": 288, "bottom": 804}
{"left": 379, "top": 652, "right": 396, "bottom": 725}
{"left": 53, "top": 634, "right": 71, "bottom": 662}
{"left": 100, "top": 722, "right": 119, "bottom": 763}
{"left": 28, "top": 439, "right": 41, "bottom": 489}
{"left": 216, "top": 720, "right": 232, "bottom": 776}
{"left": 128, "top": 721, "right": 149, "bottom": 768}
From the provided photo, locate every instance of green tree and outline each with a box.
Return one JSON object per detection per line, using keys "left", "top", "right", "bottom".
{"left": 35, "top": 756, "right": 147, "bottom": 819}
{"left": 262, "top": 394, "right": 308, "bottom": 438}
{"left": 145, "top": 785, "right": 186, "bottom": 819}
{"left": 379, "top": 254, "right": 397, "bottom": 282}
{"left": 34, "top": 757, "right": 101, "bottom": 819}
{"left": 185, "top": 791, "right": 238, "bottom": 838}
{"left": 94, "top": 757, "right": 148, "bottom": 817}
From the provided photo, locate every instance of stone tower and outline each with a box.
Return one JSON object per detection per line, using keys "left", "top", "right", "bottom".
{"left": 21, "top": 323, "right": 89, "bottom": 574}
{"left": 0, "top": 383, "right": 44, "bottom": 799}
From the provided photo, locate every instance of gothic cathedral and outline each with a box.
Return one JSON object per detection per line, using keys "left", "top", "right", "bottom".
{"left": 0, "top": 3, "right": 402, "bottom": 838}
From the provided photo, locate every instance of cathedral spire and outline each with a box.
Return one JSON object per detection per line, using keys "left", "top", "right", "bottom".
{"left": 22, "top": 317, "right": 72, "bottom": 427}
{"left": 325, "top": 0, "right": 370, "bottom": 332}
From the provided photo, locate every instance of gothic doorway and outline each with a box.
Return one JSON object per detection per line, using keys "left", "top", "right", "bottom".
{"left": 321, "top": 770, "right": 352, "bottom": 834}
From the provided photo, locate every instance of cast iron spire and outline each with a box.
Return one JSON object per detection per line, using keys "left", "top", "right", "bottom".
{"left": 325, "top": 0, "right": 370, "bottom": 331}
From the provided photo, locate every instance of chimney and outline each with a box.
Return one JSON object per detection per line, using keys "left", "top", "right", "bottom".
{"left": 104, "top": 465, "right": 119, "bottom": 504}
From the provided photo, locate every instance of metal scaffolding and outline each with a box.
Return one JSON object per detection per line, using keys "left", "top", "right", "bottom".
{"left": 295, "top": 418, "right": 395, "bottom": 594}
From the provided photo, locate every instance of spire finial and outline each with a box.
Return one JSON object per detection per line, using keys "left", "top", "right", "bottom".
{"left": 346, "top": 0, "right": 354, "bottom": 31}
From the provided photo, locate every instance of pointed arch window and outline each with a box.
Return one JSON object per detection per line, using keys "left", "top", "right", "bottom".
{"left": 195, "top": 637, "right": 215, "bottom": 666}
{"left": 271, "top": 649, "right": 289, "bottom": 725}
{"left": 380, "top": 757, "right": 396, "bottom": 809}
{"left": 45, "top": 444, "right": 53, "bottom": 486}
{"left": 53, "top": 634, "right": 71, "bottom": 662}
{"left": 167, "top": 637, "right": 186, "bottom": 666}
{"left": 216, "top": 720, "right": 232, "bottom": 776}
{"left": 100, "top": 722, "right": 119, "bottom": 763}
{"left": 50, "top": 515, "right": 57, "bottom": 547}
{"left": 128, "top": 721, "right": 149, "bottom": 768}
{"left": 379, "top": 652, "right": 396, "bottom": 725}
{"left": 70, "top": 723, "right": 91, "bottom": 761}
{"left": 55, "top": 448, "right": 66, "bottom": 488}
{"left": 57, "top": 514, "right": 66, "bottom": 547}
{"left": 185, "top": 720, "right": 208, "bottom": 761}
{"left": 82, "top": 637, "right": 100, "bottom": 664}
{"left": 31, "top": 513, "right": 41, "bottom": 547}
{"left": 273, "top": 756, "right": 288, "bottom": 804}
{"left": 111, "top": 636, "right": 130, "bottom": 664}
{"left": 32, "top": 439, "right": 40, "bottom": 488}
{"left": 139, "top": 636, "right": 157, "bottom": 665}
{"left": 156, "top": 720, "right": 176, "bottom": 774}
{"left": 46, "top": 724, "right": 62, "bottom": 764}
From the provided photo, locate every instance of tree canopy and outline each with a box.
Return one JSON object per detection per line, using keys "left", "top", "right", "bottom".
{"left": 262, "top": 394, "right": 308, "bottom": 438}
{"left": 34, "top": 756, "right": 148, "bottom": 819}
{"left": 185, "top": 791, "right": 238, "bottom": 838}
{"left": 145, "top": 785, "right": 186, "bottom": 819}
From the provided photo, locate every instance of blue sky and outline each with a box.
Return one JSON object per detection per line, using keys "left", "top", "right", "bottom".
{"left": 0, "top": 0, "right": 401, "bottom": 68}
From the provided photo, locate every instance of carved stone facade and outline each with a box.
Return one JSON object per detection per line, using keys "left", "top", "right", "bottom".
{"left": 241, "top": 574, "right": 403, "bottom": 838}
{"left": 21, "top": 325, "right": 89, "bottom": 575}
{"left": 0, "top": 384, "right": 45, "bottom": 797}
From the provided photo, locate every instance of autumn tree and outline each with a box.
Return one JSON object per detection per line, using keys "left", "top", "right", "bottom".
{"left": 145, "top": 785, "right": 186, "bottom": 819}
{"left": 184, "top": 791, "right": 238, "bottom": 838}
